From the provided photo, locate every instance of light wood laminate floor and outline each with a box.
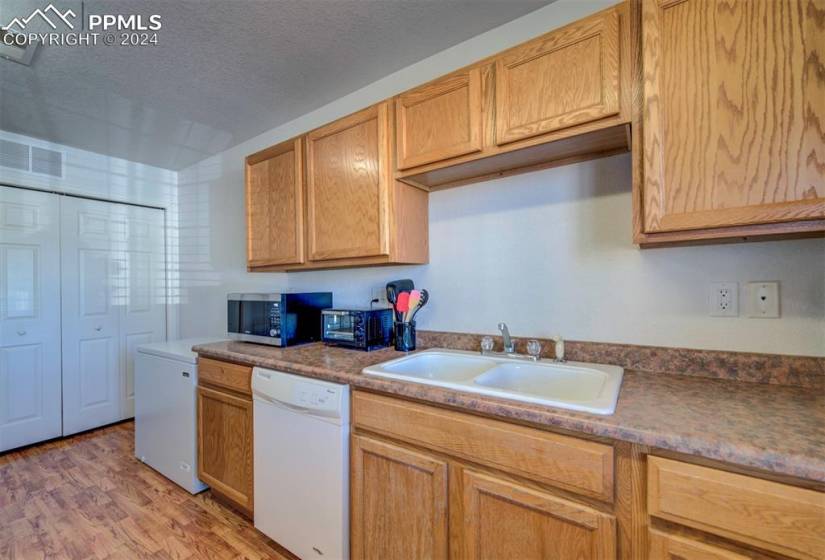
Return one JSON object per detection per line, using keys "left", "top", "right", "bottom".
{"left": 0, "top": 422, "right": 287, "bottom": 559}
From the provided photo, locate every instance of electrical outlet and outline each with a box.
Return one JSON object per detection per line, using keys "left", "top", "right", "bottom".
{"left": 747, "top": 282, "right": 780, "bottom": 318}
{"left": 370, "top": 286, "right": 389, "bottom": 307}
{"left": 709, "top": 282, "right": 738, "bottom": 317}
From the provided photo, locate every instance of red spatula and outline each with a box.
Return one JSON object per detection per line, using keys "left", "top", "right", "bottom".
{"left": 396, "top": 291, "right": 410, "bottom": 322}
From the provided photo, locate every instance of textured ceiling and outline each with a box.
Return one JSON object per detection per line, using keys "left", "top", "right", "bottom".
{"left": 0, "top": 0, "right": 554, "bottom": 170}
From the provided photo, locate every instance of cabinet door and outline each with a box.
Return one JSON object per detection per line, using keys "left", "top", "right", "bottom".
{"left": 649, "top": 530, "right": 749, "bottom": 560}
{"left": 495, "top": 9, "right": 620, "bottom": 145}
{"left": 351, "top": 435, "right": 448, "bottom": 560}
{"left": 460, "top": 469, "right": 615, "bottom": 560}
{"left": 197, "top": 385, "right": 253, "bottom": 514}
{"left": 642, "top": 0, "right": 825, "bottom": 233}
{"left": 306, "top": 103, "right": 391, "bottom": 261}
{"left": 396, "top": 68, "right": 483, "bottom": 169}
{"left": 246, "top": 138, "right": 304, "bottom": 267}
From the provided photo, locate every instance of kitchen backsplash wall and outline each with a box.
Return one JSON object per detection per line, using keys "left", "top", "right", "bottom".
{"left": 285, "top": 154, "right": 824, "bottom": 357}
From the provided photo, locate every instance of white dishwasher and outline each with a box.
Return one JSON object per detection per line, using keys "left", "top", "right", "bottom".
{"left": 252, "top": 367, "right": 350, "bottom": 560}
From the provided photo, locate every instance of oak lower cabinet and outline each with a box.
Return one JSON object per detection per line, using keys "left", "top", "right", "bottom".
{"left": 196, "top": 359, "right": 254, "bottom": 517}
{"left": 636, "top": 0, "right": 825, "bottom": 244}
{"left": 351, "top": 390, "right": 618, "bottom": 560}
{"left": 647, "top": 456, "right": 825, "bottom": 560}
{"left": 351, "top": 435, "right": 449, "bottom": 560}
{"left": 459, "top": 468, "right": 616, "bottom": 559}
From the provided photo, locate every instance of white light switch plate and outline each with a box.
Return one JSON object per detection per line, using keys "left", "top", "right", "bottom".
{"left": 747, "top": 282, "right": 780, "bottom": 318}
{"left": 709, "top": 282, "right": 738, "bottom": 317}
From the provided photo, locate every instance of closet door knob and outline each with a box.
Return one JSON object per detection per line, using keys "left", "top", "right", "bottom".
{"left": 95, "top": 326, "right": 103, "bottom": 331}
{"left": 17, "top": 330, "right": 26, "bottom": 336}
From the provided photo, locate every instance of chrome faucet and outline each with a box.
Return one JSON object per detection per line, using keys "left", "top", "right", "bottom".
{"left": 498, "top": 322, "right": 515, "bottom": 353}
{"left": 481, "top": 325, "right": 542, "bottom": 362}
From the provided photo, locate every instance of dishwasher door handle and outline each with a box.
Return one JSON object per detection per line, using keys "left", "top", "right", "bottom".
{"left": 254, "top": 392, "right": 311, "bottom": 414}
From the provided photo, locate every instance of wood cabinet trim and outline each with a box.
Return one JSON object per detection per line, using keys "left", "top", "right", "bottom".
{"left": 351, "top": 434, "right": 449, "bottom": 560}
{"left": 647, "top": 456, "right": 825, "bottom": 560}
{"left": 495, "top": 8, "right": 621, "bottom": 145}
{"left": 395, "top": 67, "right": 483, "bottom": 170}
{"left": 305, "top": 102, "right": 391, "bottom": 261}
{"left": 352, "top": 391, "right": 614, "bottom": 501}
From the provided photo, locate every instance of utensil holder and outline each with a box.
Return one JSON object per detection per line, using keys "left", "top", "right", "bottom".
{"left": 394, "top": 321, "right": 416, "bottom": 352}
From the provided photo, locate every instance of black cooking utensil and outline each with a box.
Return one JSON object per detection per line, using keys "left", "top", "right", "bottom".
{"left": 386, "top": 279, "right": 414, "bottom": 321}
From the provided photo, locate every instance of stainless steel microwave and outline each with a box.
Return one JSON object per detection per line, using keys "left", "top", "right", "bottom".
{"left": 227, "top": 292, "right": 332, "bottom": 346}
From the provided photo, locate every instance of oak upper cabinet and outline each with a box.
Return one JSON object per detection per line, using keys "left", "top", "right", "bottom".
{"left": 351, "top": 434, "right": 449, "bottom": 560}
{"left": 637, "top": 0, "right": 825, "bottom": 243}
{"left": 495, "top": 8, "right": 621, "bottom": 145}
{"left": 245, "top": 138, "right": 304, "bottom": 267}
{"left": 459, "top": 468, "right": 616, "bottom": 559}
{"left": 306, "top": 102, "right": 393, "bottom": 261}
{"left": 394, "top": 4, "right": 631, "bottom": 190}
{"left": 395, "top": 67, "right": 483, "bottom": 170}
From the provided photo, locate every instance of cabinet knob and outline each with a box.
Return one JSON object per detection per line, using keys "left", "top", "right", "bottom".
{"left": 95, "top": 326, "right": 103, "bottom": 331}
{"left": 17, "top": 330, "right": 26, "bottom": 336}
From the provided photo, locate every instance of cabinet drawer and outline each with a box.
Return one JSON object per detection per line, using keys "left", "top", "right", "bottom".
{"left": 198, "top": 357, "right": 252, "bottom": 395}
{"left": 649, "top": 530, "right": 749, "bottom": 560}
{"left": 648, "top": 456, "right": 825, "bottom": 560}
{"left": 352, "top": 391, "right": 613, "bottom": 501}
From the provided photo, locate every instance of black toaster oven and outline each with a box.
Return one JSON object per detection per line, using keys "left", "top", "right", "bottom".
{"left": 321, "top": 308, "right": 393, "bottom": 351}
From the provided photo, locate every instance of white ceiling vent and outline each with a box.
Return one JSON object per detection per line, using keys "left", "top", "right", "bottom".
{"left": 31, "top": 146, "right": 63, "bottom": 178}
{"left": 0, "top": 140, "right": 64, "bottom": 178}
{"left": 0, "top": 139, "right": 30, "bottom": 171}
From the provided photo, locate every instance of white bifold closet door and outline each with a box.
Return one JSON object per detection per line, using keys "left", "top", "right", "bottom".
{"left": 61, "top": 196, "right": 166, "bottom": 436}
{"left": 0, "top": 187, "right": 62, "bottom": 452}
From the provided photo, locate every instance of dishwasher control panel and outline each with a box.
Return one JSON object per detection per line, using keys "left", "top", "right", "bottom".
{"left": 252, "top": 367, "right": 347, "bottom": 419}
{"left": 293, "top": 381, "right": 342, "bottom": 414}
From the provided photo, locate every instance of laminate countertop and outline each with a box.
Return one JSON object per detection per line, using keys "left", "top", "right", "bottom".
{"left": 193, "top": 341, "right": 825, "bottom": 483}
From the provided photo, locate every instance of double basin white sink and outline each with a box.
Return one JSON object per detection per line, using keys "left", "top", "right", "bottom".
{"left": 362, "top": 348, "right": 623, "bottom": 415}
